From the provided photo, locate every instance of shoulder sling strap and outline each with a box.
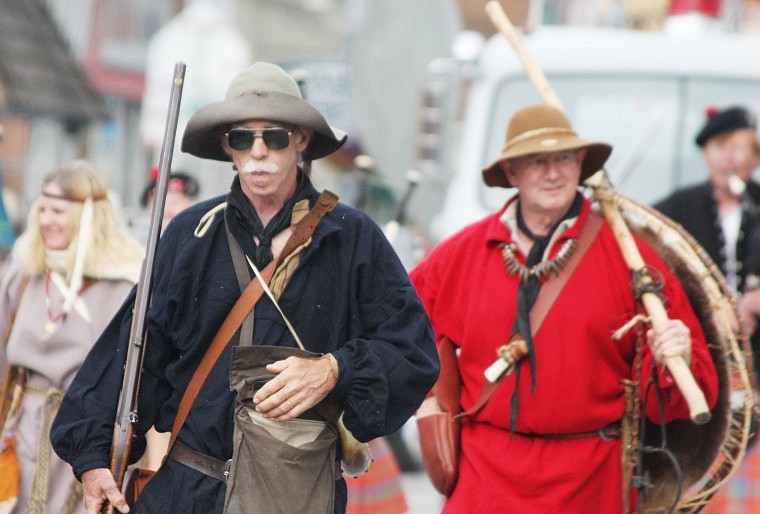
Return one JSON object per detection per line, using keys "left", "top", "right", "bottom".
{"left": 226, "top": 221, "right": 256, "bottom": 347}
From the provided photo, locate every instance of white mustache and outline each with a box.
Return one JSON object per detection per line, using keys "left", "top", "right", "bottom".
{"left": 242, "top": 161, "right": 279, "bottom": 174}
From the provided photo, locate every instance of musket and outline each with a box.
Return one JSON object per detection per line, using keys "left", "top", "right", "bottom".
{"left": 484, "top": 1, "right": 711, "bottom": 425}
{"left": 103, "top": 62, "right": 186, "bottom": 513}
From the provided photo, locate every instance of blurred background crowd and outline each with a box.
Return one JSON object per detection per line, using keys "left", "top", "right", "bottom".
{"left": 2, "top": 1, "right": 760, "bottom": 513}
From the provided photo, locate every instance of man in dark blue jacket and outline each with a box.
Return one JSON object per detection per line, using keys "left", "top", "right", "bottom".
{"left": 50, "top": 62, "right": 438, "bottom": 514}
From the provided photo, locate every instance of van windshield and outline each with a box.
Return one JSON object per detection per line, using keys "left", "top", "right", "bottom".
{"left": 480, "top": 74, "right": 760, "bottom": 211}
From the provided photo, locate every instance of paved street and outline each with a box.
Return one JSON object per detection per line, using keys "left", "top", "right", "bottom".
{"left": 400, "top": 471, "right": 445, "bottom": 514}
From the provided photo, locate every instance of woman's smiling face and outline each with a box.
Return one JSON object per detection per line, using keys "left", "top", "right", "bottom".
{"left": 38, "top": 184, "right": 75, "bottom": 250}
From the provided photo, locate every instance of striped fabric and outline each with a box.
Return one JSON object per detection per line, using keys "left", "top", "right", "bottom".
{"left": 703, "top": 438, "right": 760, "bottom": 513}
{"left": 346, "top": 437, "right": 408, "bottom": 514}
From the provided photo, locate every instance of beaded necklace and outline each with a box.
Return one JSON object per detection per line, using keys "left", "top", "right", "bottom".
{"left": 501, "top": 238, "right": 577, "bottom": 283}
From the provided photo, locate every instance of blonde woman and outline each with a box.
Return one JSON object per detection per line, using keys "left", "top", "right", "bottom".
{"left": 0, "top": 160, "right": 142, "bottom": 514}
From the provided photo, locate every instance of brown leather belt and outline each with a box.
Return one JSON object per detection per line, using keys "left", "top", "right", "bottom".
{"left": 514, "top": 422, "right": 621, "bottom": 441}
{"left": 168, "top": 441, "right": 232, "bottom": 483}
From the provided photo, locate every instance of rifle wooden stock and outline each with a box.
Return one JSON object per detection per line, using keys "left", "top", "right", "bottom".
{"left": 103, "top": 62, "right": 186, "bottom": 514}
{"left": 484, "top": 0, "right": 711, "bottom": 425}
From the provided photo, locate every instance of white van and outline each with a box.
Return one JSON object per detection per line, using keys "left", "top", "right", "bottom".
{"left": 425, "top": 25, "right": 760, "bottom": 242}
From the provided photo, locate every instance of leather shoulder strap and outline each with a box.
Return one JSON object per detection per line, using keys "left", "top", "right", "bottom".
{"left": 280, "top": 191, "right": 338, "bottom": 258}
{"left": 166, "top": 191, "right": 338, "bottom": 451}
{"left": 433, "top": 336, "right": 461, "bottom": 415}
{"left": 528, "top": 211, "right": 603, "bottom": 330}
{"left": 225, "top": 222, "right": 256, "bottom": 346}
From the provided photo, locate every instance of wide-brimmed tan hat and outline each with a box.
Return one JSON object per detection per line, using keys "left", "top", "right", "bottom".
{"left": 482, "top": 104, "right": 612, "bottom": 188}
{"left": 181, "top": 62, "right": 347, "bottom": 162}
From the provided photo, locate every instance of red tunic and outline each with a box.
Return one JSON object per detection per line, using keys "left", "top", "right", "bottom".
{"left": 410, "top": 198, "right": 719, "bottom": 513}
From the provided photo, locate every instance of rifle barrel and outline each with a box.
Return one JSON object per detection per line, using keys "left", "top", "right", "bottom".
{"left": 106, "top": 62, "right": 186, "bottom": 508}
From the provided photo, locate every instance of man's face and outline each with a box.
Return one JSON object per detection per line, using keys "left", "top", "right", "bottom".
{"left": 704, "top": 129, "right": 760, "bottom": 194}
{"left": 222, "top": 120, "right": 310, "bottom": 205}
{"left": 503, "top": 149, "right": 585, "bottom": 225}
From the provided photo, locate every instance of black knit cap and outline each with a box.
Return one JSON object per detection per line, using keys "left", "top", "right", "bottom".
{"left": 695, "top": 105, "right": 757, "bottom": 147}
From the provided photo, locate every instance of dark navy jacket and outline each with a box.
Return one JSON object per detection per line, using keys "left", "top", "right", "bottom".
{"left": 50, "top": 182, "right": 438, "bottom": 513}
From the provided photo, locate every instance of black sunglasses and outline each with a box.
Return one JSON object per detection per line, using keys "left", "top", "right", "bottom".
{"left": 225, "top": 127, "right": 293, "bottom": 151}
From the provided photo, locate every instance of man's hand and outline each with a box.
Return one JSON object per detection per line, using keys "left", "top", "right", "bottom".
{"left": 81, "top": 468, "right": 129, "bottom": 514}
{"left": 647, "top": 319, "right": 692, "bottom": 366}
{"left": 253, "top": 355, "right": 338, "bottom": 421}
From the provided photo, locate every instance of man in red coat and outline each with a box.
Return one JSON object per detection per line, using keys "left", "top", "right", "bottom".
{"left": 410, "top": 104, "right": 719, "bottom": 513}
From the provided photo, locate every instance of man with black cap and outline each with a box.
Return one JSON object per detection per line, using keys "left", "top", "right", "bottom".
{"left": 50, "top": 62, "right": 438, "bottom": 514}
{"left": 656, "top": 106, "right": 760, "bottom": 293}
{"left": 410, "top": 103, "right": 718, "bottom": 513}
{"left": 655, "top": 105, "right": 760, "bottom": 373}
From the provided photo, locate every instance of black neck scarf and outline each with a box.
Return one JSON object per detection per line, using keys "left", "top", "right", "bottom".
{"left": 509, "top": 192, "right": 583, "bottom": 432}
{"left": 227, "top": 169, "right": 312, "bottom": 268}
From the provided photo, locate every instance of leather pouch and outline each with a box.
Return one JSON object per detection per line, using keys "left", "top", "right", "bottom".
{"left": 415, "top": 337, "right": 461, "bottom": 497}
